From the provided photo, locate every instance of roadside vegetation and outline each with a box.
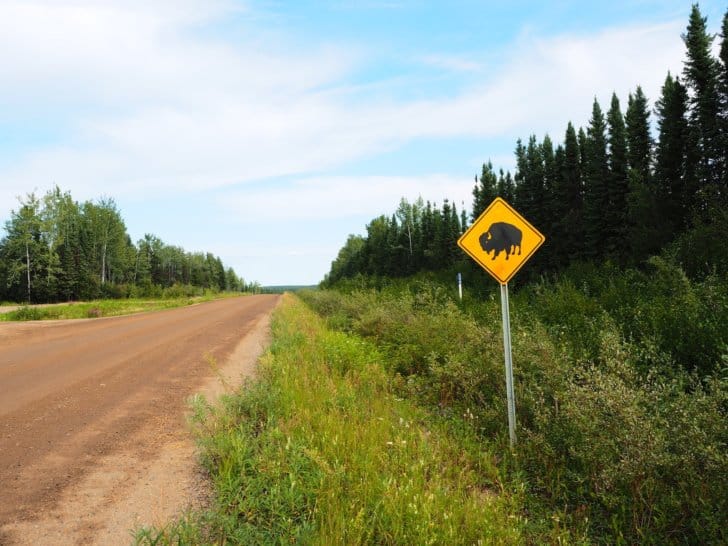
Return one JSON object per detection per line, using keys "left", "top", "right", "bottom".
{"left": 301, "top": 263, "right": 727, "bottom": 544}
{"left": 136, "top": 295, "right": 538, "bottom": 545}
{"left": 0, "top": 288, "right": 246, "bottom": 321}
{"left": 138, "top": 260, "right": 726, "bottom": 544}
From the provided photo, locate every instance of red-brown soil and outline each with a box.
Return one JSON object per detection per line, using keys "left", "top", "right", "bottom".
{"left": 0, "top": 294, "right": 280, "bottom": 545}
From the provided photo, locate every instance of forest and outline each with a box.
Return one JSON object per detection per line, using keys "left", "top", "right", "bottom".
{"left": 324, "top": 4, "right": 728, "bottom": 286}
{"left": 0, "top": 186, "right": 256, "bottom": 303}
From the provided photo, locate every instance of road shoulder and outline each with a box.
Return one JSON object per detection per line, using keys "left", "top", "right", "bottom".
{"left": 1, "top": 306, "right": 274, "bottom": 545}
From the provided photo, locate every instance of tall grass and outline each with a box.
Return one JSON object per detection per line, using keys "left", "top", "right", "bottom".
{"left": 137, "top": 295, "right": 536, "bottom": 545}
{"left": 301, "top": 262, "right": 728, "bottom": 544}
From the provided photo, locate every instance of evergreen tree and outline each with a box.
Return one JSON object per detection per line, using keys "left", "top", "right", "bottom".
{"left": 497, "top": 170, "right": 516, "bottom": 203}
{"left": 682, "top": 4, "right": 724, "bottom": 201}
{"left": 558, "top": 122, "right": 584, "bottom": 260}
{"left": 40, "top": 187, "right": 83, "bottom": 301}
{"left": 624, "top": 86, "right": 659, "bottom": 261}
{"left": 583, "top": 98, "right": 610, "bottom": 259}
{"left": 513, "top": 139, "right": 528, "bottom": 212}
{"left": 655, "top": 73, "right": 692, "bottom": 239}
{"left": 446, "top": 200, "right": 461, "bottom": 263}
{"left": 625, "top": 87, "right": 653, "bottom": 182}
{"left": 421, "top": 201, "right": 435, "bottom": 269}
{"left": 606, "top": 93, "right": 629, "bottom": 259}
{"left": 720, "top": 8, "right": 728, "bottom": 188}
{"left": 539, "top": 135, "right": 557, "bottom": 270}
{"left": 524, "top": 135, "right": 545, "bottom": 226}
{"left": 578, "top": 127, "right": 588, "bottom": 177}
{"left": 472, "top": 161, "right": 498, "bottom": 219}
{"left": 430, "top": 204, "right": 445, "bottom": 268}
{"left": 541, "top": 135, "right": 557, "bottom": 228}
{"left": 549, "top": 143, "right": 567, "bottom": 263}
{"left": 387, "top": 214, "right": 404, "bottom": 276}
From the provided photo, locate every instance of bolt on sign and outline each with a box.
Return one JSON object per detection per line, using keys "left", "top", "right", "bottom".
{"left": 458, "top": 197, "right": 545, "bottom": 285}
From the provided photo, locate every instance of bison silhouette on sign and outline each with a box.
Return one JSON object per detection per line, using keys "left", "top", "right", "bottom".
{"left": 479, "top": 222, "right": 522, "bottom": 260}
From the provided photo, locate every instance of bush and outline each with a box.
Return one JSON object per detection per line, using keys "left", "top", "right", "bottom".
{"left": 521, "top": 258, "right": 728, "bottom": 377}
{"left": 7, "top": 305, "right": 45, "bottom": 321}
{"left": 303, "top": 275, "right": 728, "bottom": 544}
{"left": 161, "top": 283, "right": 204, "bottom": 299}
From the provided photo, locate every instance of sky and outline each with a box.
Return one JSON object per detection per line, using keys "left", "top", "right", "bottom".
{"left": 0, "top": 1, "right": 725, "bottom": 286}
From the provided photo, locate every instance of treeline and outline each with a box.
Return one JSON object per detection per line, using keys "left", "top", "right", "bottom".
{"left": 326, "top": 198, "right": 467, "bottom": 282}
{"left": 326, "top": 5, "right": 728, "bottom": 283}
{"left": 0, "top": 186, "right": 257, "bottom": 303}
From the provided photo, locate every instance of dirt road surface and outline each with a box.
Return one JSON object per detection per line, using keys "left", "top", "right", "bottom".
{"left": 0, "top": 294, "right": 280, "bottom": 545}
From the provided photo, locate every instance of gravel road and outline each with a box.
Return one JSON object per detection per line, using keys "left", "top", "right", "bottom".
{"left": 0, "top": 294, "right": 280, "bottom": 545}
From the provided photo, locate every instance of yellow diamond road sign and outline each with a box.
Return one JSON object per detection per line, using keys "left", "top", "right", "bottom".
{"left": 458, "top": 197, "right": 545, "bottom": 284}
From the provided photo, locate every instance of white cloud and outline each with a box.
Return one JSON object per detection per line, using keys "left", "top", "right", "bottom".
{"left": 0, "top": 3, "right": 692, "bottom": 212}
{"left": 217, "top": 174, "right": 474, "bottom": 223}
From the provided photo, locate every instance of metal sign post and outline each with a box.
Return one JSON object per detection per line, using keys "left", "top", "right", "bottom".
{"left": 457, "top": 198, "right": 545, "bottom": 449}
{"left": 457, "top": 272, "right": 463, "bottom": 301}
{"left": 500, "top": 283, "right": 516, "bottom": 447}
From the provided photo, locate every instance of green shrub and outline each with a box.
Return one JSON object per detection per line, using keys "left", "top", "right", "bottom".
{"left": 304, "top": 275, "right": 728, "bottom": 544}
{"left": 521, "top": 258, "right": 727, "bottom": 377}
{"left": 7, "top": 305, "right": 45, "bottom": 321}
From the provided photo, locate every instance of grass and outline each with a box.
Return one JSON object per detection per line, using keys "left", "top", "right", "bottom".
{"left": 0, "top": 292, "right": 245, "bottom": 321}
{"left": 136, "top": 294, "right": 531, "bottom": 545}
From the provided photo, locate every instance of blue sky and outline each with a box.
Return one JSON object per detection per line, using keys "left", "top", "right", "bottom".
{"left": 1, "top": 0, "right": 725, "bottom": 285}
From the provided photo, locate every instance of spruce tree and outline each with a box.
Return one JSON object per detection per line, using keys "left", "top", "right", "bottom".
{"left": 513, "top": 139, "right": 529, "bottom": 212}
{"left": 625, "top": 87, "right": 652, "bottom": 182}
{"left": 560, "top": 122, "right": 584, "bottom": 260}
{"left": 722, "top": 8, "right": 728, "bottom": 99}
{"left": 497, "top": 170, "right": 516, "bottom": 203}
{"left": 431, "top": 204, "right": 445, "bottom": 268}
{"left": 683, "top": 4, "right": 724, "bottom": 200}
{"left": 625, "top": 86, "right": 659, "bottom": 261}
{"left": 606, "top": 93, "right": 629, "bottom": 260}
{"left": 447, "top": 200, "right": 461, "bottom": 262}
{"left": 583, "top": 99, "right": 610, "bottom": 259}
{"left": 578, "top": 127, "right": 588, "bottom": 177}
{"left": 540, "top": 135, "right": 557, "bottom": 270}
{"left": 525, "top": 135, "right": 545, "bottom": 227}
{"left": 472, "top": 161, "right": 498, "bottom": 220}
{"left": 655, "top": 72, "right": 692, "bottom": 237}
{"left": 541, "top": 135, "right": 557, "bottom": 227}
{"left": 720, "top": 8, "right": 728, "bottom": 188}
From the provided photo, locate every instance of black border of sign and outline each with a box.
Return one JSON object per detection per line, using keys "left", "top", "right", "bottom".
{"left": 457, "top": 197, "right": 546, "bottom": 285}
